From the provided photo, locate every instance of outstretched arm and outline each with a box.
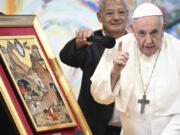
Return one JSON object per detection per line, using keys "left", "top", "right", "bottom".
{"left": 59, "top": 29, "right": 93, "bottom": 67}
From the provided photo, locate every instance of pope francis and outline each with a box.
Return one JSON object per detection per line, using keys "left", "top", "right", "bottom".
{"left": 90, "top": 3, "right": 180, "bottom": 135}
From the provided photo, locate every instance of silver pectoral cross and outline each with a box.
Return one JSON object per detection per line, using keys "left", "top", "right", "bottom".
{"left": 138, "top": 94, "right": 150, "bottom": 114}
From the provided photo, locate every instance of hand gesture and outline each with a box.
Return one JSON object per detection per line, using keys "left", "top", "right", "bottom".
{"left": 112, "top": 41, "right": 129, "bottom": 75}
{"left": 75, "top": 29, "right": 93, "bottom": 49}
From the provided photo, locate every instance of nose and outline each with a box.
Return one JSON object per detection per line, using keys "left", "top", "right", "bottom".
{"left": 145, "top": 34, "right": 152, "bottom": 44}
{"left": 113, "top": 12, "right": 120, "bottom": 20}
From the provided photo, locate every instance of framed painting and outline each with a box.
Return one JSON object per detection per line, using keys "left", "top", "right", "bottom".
{"left": 0, "top": 15, "right": 92, "bottom": 135}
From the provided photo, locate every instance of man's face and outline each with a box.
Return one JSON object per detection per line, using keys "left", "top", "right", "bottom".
{"left": 97, "top": 0, "right": 128, "bottom": 37}
{"left": 131, "top": 16, "right": 166, "bottom": 56}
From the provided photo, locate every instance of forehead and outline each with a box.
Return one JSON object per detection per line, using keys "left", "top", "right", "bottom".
{"left": 133, "top": 16, "right": 162, "bottom": 30}
{"left": 103, "top": 0, "right": 126, "bottom": 10}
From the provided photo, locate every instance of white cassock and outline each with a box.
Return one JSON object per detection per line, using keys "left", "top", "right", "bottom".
{"left": 90, "top": 33, "right": 180, "bottom": 135}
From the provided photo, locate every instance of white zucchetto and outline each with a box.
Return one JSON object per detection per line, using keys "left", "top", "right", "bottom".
{"left": 132, "top": 3, "right": 163, "bottom": 19}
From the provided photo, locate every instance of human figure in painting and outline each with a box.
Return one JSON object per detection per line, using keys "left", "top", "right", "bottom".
{"left": 17, "top": 79, "right": 30, "bottom": 99}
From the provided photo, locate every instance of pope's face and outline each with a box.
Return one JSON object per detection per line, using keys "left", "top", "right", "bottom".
{"left": 131, "top": 16, "right": 166, "bottom": 56}
{"left": 97, "top": 0, "right": 128, "bottom": 38}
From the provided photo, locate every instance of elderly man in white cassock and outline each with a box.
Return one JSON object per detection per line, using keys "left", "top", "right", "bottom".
{"left": 90, "top": 2, "right": 180, "bottom": 135}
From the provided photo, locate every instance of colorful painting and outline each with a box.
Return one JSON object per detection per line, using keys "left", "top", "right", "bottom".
{"left": 0, "top": 0, "right": 179, "bottom": 99}
{"left": 155, "top": 0, "right": 180, "bottom": 39}
{"left": 0, "top": 35, "right": 76, "bottom": 132}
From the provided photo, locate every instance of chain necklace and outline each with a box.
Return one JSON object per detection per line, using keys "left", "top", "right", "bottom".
{"left": 137, "top": 48, "right": 161, "bottom": 114}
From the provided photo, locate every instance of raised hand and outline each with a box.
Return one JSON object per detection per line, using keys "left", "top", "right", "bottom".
{"left": 75, "top": 29, "right": 93, "bottom": 49}
{"left": 112, "top": 41, "right": 129, "bottom": 75}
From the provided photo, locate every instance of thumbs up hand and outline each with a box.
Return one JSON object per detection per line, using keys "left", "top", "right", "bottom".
{"left": 112, "top": 41, "right": 129, "bottom": 75}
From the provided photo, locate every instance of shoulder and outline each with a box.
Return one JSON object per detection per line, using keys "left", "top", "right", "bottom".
{"left": 115, "top": 33, "right": 136, "bottom": 51}
{"left": 94, "top": 30, "right": 103, "bottom": 36}
{"left": 164, "top": 32, "right": 180, "bottom": 44}
{"left": 163, "top": 33, "right": 180, "bottom": 64}
{"left": 164, "top": 32, "right": 180, "bottom": 50}
{"left": 116, "top": 33, "right": 134, "bottom": 41}
{"left": 103, "top": 33, "right": 135, "bottom": 58}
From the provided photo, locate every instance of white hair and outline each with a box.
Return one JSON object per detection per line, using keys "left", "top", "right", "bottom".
{"left": 98, "top": 0, "right": 128, "bottom": 13}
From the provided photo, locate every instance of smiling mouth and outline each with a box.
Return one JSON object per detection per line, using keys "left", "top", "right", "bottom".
{"left": 146, "top": 46, "right": 153, "bottom": 48}
{"left": 112, "top": 22, "right": 122, "bottom": 25}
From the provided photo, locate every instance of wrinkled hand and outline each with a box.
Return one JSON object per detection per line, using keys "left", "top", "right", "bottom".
{"left": 112, "top": 41, "right": 129, "bottom": 75}
{"left": 75, "top": 29, "right": 93, "bottom": 49}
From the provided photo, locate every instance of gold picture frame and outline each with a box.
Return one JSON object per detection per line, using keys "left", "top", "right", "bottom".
{"left": 0, "top": 15, "right": 92, "bottom": 135}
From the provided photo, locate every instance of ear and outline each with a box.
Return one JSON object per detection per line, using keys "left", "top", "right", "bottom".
{"left": 129, "top": 24, "right": 134, "bottom": 32}
{"left": 162, "top": 23, "right": 167, "bottom": 31}
{"left": 97, "top": 12, "right": 102, "bottom": 23}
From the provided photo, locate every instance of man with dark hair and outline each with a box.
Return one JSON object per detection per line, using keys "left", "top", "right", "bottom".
{"left": 60, "top": 0, "right": 129, "bottom": 134}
